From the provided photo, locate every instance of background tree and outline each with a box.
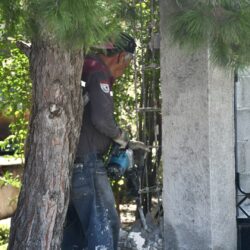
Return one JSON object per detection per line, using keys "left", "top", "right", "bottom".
{"left": 113, "top": 0, "right": 161, "bottom": 215}
{"left": 0, "top": 41, "right": 31, "bottom": 156}
{"left": 0, "top": 0, "right": 120, "bottom": 249}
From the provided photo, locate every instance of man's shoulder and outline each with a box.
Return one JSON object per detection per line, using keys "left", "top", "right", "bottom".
{"left": 86, "top": 72, "right": 112, "bottom": 95}
{"left": 92, "top": 70, "right": 110, "bottom": 81}
{"left": 89, "top": 71, "right": 111, "bottom": 87}
{"left": 82, "top": 55, "right": 111, "bottom": 82}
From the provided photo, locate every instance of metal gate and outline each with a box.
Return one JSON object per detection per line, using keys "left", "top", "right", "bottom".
{"left": 235, "top": 72, "right": 250, "bottom": 250}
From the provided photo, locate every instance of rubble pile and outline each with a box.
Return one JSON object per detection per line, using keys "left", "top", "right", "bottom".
{"left": 119, "top": 214, "right": 163, "bottom": 250}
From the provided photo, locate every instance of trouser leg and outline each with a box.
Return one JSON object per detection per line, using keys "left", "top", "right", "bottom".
{"left": 61, "top": 203, "right": 85, "bottom": 250}
{"left": 94, "top": 166, "right": 120, "bottom": 250}
{"left": 63, "top": 158, "right": 120, "bottom": 250}
{"left": 70, "top": 166, "right": 96, "bottom": 249}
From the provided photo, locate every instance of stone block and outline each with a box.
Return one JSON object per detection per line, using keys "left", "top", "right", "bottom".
{"left": 238, "top": 76, "right": 250, "bottom": 108}
{"left": 237, "top": 141, "right": 250, "bottom": 174}
{"left": 236, "top": 109, "right": 250, "bottom": 141}
{"left": 237, "top": 173, "right": 250, "bottom": 194}
{"left": 238, "top": 69, "right": 250, "bottom": 78}
{"left": 237, "top": 141, "right": 247, "bottom": 173}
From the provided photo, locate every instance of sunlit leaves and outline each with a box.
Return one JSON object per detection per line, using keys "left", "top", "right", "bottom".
{"left": 0, "top": 171, "right": 21, "bottom": 188}
{"left": 0, "top": 42, "right": 31, "bottom": 155}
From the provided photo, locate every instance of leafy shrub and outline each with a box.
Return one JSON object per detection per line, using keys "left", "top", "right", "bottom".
{"left": 0, "top": 40, "right": 32, "bottom": 156}
{"left": 0, "top": 225, "right": 9, "bottom": 247}
{"left": 0, "top": 171, "right": 21, "bottom": 188}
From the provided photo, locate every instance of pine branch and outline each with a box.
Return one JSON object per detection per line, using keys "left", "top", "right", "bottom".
{"left": 169, "top": 0, "right": 250, "bottom": 69}
{"left": 26, "top": 0, "right": 121, "bottom": 49}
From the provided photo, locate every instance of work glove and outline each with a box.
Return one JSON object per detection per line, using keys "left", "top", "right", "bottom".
{"left": 113, "top": 130, "right": 130, "bottom": 148}
{"left": 128, "top": 140, "right": 150, "bottom": 152}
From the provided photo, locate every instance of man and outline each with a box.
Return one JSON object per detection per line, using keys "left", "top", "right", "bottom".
{"left": 62, "top": 33, "right": 143, "bottom": 250}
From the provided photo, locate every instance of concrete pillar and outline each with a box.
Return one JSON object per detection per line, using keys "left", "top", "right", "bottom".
{"left": 160, "top": 1, "right": 237, "bottom": 249}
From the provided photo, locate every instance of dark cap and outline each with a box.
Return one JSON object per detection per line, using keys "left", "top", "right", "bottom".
{"left": 112, "top": 33, "right": 136, "bottom": 54}
{"left": 93, "top": 33, "right": 136, "bottom": 55}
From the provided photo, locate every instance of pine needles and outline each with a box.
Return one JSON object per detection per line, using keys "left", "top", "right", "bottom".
{"left": 169, "top": 0, "right": 250, "bottom": 69}
{"left": 0, "top": 0, "right": 122, "bottom": 50}
{"left": 26, "top": 0, "right": 121, "bottom": 49}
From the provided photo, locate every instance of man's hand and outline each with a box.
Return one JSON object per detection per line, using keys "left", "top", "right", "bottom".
{"left": 113, "top": 130, "right": 130, "bottom": 148}
{"left": 128, "top": 140, "right": 150, "bottom": 152}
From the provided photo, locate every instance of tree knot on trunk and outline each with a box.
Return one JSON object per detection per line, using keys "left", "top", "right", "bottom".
{"left": 49, "top": 103, "right": 62, "bottom": 118}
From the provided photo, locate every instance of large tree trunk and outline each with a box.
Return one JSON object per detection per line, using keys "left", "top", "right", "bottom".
{"left": 8, "top": 40, "right": 84, "bottom": 250}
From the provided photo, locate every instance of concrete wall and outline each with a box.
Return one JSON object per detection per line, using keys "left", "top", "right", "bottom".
{"left": 160, "top": 1, "right": 237, "bottom": 249}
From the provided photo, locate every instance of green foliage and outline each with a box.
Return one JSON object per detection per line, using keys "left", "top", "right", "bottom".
{"left": 0, "top": 244, "right": 7, "bottom": 250}
{"left": 29, "top": 0, "right": 121, "bottom": 48}
{"left": 0, "top": 0, "right": 24, "bottom": 38}
{"left": 0, "top": 225, "right": 9, "bottom": 247}
{"left": 0, "top": 171, "right": 21, "bottom": 188}
{"left": 169, "top": 0, "right": 250, "bottom": 69}
{"left": 0, "top": 40, "right": 31, "bottom": 155}
{"left": 113, "top": 67, "right": 137, "bottom": 136}
{"left": 0, "top": 0, "right": 121, "bottom": 49}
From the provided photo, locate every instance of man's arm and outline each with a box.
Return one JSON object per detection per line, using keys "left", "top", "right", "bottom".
{"left": 87, "top": 73, "right": 120, "bottom": 139}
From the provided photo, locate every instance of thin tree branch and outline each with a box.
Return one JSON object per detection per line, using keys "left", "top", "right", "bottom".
{"left": 16, "top": 41, "right": 31, "bottom": 58}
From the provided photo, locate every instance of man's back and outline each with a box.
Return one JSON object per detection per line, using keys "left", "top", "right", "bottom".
{"left": 75, "top": 56, "right": 120, "bottom": 158}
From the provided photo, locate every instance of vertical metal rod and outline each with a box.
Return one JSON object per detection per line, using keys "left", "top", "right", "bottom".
{"left": 139, "top": 0, "right": 150, "bottom": 214}
{"left": 234, "top": 71, "right": 239, "bottom": 218}
{"left": 150, "top": 0, "right": 158, "bottom": 164}
{"left": 133, "top": 0, "right": 140, "bottom": 137}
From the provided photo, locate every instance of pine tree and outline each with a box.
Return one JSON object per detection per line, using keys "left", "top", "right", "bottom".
{"left": 168, "top": 0, "right": 250, "bottom": 69}
{"left": 0, "top": 0, "right": 120, "bottom": 249}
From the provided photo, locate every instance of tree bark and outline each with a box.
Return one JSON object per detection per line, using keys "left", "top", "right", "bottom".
{"left": 8, "top": 40, "right": 84, "bottom": 250}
